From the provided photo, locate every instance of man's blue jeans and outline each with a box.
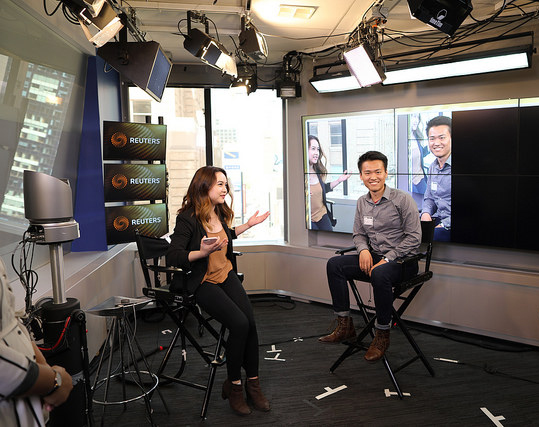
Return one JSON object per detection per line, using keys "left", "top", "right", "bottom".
{"left": 326, "top": 252, "right": 419, "bottom": 328}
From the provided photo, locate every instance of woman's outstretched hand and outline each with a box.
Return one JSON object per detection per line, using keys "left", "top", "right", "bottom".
{"left": 247, "top": 210, "right": 270, "bottom": 228}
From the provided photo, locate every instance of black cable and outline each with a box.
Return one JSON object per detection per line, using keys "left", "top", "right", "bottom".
{"left": 43, "top": 0, "right": 63, "bottom": 17}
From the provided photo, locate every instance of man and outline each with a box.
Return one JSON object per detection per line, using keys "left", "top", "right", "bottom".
{"left": 1, "top": 258, "right": 73, "bottom": 426}
{"left": 421, "top": 116, "right": 452, "bottom": 242}
{"left": 319, "top": 151, "right": 421, "bottom": 362}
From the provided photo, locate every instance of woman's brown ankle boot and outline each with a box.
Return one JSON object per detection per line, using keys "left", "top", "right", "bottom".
{"left": 222, "top": 379, "right": 251, "bottom": 415}
{"left": 245, "top": 378, "right": 271, "bottom": 412}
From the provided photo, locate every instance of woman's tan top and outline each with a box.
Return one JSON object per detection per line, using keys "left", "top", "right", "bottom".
{"left": 310, "top": 181, "right": 327, "bottom": 222}
{"left": 202, "top": 228, "right": 233, "bottom": 284}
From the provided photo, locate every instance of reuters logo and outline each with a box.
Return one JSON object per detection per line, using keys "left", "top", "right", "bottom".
{"left": 111, "top": 132, "right": 127, "bottom": 148}
{"left": 113, "top": 216, "right": 129, "bottom": 232}
{"left": 112, "top": 174, "right": 128, "bottom": 189}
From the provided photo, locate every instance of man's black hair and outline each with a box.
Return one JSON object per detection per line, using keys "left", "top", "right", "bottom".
{"left": 426, "top": 116, "right": 452, "bottom": 136}
{"left": 357, "top": 151, "right": 388, "bottom": 173}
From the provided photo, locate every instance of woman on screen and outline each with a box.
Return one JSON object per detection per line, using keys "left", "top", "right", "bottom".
{"left": 167, "top": 166, "right": 270, "bottom": 416}
{"left": 308, "top": 135, "right": 350, "bottom": 230}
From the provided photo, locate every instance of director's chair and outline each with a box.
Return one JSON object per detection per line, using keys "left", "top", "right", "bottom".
{"left": 330, "top": 220, "right": 436, "bottom": 398}
{"left": 134, "top": 230, "right": 230, "bottom": 418}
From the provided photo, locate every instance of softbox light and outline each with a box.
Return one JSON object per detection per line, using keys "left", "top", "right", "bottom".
{"left": 184, "top": 28, "right": 238, "bottom": 77}
{"left": 97, "top": 41, "right": 172, "bottom": 102}
{"left": 343, "top": 44, "right": 385, "bottom": 87}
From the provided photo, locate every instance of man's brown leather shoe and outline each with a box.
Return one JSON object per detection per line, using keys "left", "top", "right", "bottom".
{"left": 364, "top": 329, "right": 390, "bottom": 361}
{"left": 319, "top": 316, "right": 356, "bottom": 343}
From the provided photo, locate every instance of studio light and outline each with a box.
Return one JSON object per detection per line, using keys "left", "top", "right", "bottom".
{"left": 239, "top": 17, "right": 268, "bottom": 61}
{"left": 82, "top": 0, "right": 106, "bottom": 17}
{"left": 62, "top": 0, "right": 123, "bottom": 47}
{"left": 343, "top": 43, "right": 385, "bottom": 87}
{"left": 383, "top": 45, "right": 533, "bottom": 85}
{"left": 276, "top": 79, "right": 302, "bottom": 98}
{"left": 309, "top": 69, "right": 360, "bottom": 93}
{"left": 276, "top": 52, "right": 302, "bottom": 98}
{"left": 183, "top": 12, "right": 238, "bottom": 77}
{"left": 407, "top": 0, "right": 473, "bottom": 37}
{"left": 230, "top": 63, "right": 257, "bottom": 95}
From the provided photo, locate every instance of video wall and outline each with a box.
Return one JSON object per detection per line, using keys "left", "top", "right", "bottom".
{"left": 302, "top": 98, "right": 539, "bottom": 251}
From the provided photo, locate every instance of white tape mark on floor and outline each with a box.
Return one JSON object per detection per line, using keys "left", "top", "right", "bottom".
{"left": 315, "top": 385, "right": 347, "bottom": 400}
{"left": 481, "top": 407, "right": 505, "bottom": 426}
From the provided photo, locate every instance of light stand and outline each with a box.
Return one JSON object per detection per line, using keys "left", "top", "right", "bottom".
{"left": 23, "top": 170, "right": 91, "bottom": 426}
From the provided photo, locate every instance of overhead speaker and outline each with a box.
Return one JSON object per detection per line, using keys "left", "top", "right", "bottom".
{"left": 407, "top": 0, "right": 473, "bottom": 36}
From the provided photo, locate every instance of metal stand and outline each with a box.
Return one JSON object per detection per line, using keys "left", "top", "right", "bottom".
{"left": 88, "top": 298, "right": 169, "bottom": 426}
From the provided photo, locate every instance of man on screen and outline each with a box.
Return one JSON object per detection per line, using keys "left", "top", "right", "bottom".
{"left": 421, "top": 116, "right": 452, "bottom": 242}
{"left": 319, "top": 151, "right": 421, "bottom": 362}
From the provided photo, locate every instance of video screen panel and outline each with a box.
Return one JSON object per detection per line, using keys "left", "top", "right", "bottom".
{"left": 105, "top": 203, "right": 167, "bottom": 244}
{"left": 302, "top": 108, "right": 453, "bottom": 242}
{"left": 103, "top": 121, "right": 166, "bottom": 161}
{"left": 104, "top": 164, "right": 166, "bottom": 202}
{"left": 302, "top": 99, "right": 539, "bottom": 251}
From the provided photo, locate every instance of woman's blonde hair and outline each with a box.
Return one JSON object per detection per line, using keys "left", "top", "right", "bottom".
{"left": 179, "top": 166, "right": 234, "bottom": 230}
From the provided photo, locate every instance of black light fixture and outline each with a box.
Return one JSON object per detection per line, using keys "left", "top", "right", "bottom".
{"left": 230, "top": 63, "right": 257, "bottom": 95}
{"left": 407, "top": 0, "right": 473, "bottom": 37}
{"left": 239, "top": 16, "right": 268, "bottom": 61}
{"left": 183, "top": 11, "right": 237, "bottom": 77}
{"left": 62, "top": 0, "right": 123, "bottom": 47}
{"left": 276, "top": 78, "right": 301, "bottom": 98}
{"left": 97, "top": 41, "right": 172, "bottom": 102}
{"left": 276, "top": 51, "right": 302, "bottom": 98}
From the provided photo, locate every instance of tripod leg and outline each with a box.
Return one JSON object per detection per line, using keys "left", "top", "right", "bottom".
{"left": 100, "top": 318, "right": 117, "bottom": 427}
{"left": 125, "top": 318, "right": 171, "bottom": 415}
{"left": 122, "top": 319, "right": 156, "bottom": 427}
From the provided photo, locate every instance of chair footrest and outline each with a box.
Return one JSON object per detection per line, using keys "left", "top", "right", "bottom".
{"left": 143, "top": 287, "right": 192, "bottom": 305}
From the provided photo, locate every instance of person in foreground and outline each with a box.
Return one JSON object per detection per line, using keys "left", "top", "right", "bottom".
{"left": 319, "top": 151, "right": 422, "bottom": 362}
{"left": 167, "top": 166, "right": 270, "bottom": 416}
{"left": 0, "top": 259, "right": 73, "bottom": 426}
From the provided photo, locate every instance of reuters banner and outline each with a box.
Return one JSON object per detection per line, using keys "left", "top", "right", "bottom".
{"left": 103, "top": 121, "right": 166, "bottom": 161}
{"left": 105, "top": 203, "right": 167, "bottom": 244}
{"left": 104, "top": 164, "right": 166, "bottom": 202}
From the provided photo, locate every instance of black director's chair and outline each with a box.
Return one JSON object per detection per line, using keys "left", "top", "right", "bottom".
{"left": 134, "top": 230, "right": 230, "bottom": 418}
{"left": 330, "top": 220, "right": 436, "bottom": 398}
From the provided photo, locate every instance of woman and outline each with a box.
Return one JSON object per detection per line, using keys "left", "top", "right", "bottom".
{"left": 166, "top": 166, "right": 270, "bottom": 416}
{"left": 307, "top": 135, "right": 351, "bottom": 230}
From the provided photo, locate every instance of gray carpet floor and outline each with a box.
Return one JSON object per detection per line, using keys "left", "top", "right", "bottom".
{"left": 89, "top": 297, "right": 539, "bottom": 426}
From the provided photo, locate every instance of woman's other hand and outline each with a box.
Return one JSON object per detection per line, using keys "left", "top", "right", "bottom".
{"left": 199, "top": 236, "right": 228, "bottom": 256}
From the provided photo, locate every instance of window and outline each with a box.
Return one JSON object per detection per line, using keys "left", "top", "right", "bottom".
{"left": 129, "top": 87, "right": 207, "bottom": 228}
{"left": 211, "top": 89, "right": 284, "bottom": 242}
{"left": 128, "top": 86, "right": 284, "bottom": 242}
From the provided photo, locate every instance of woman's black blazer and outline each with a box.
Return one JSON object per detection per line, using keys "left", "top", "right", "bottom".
{"left": 166, "top": 207, "right": 238, "bottom": 293}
